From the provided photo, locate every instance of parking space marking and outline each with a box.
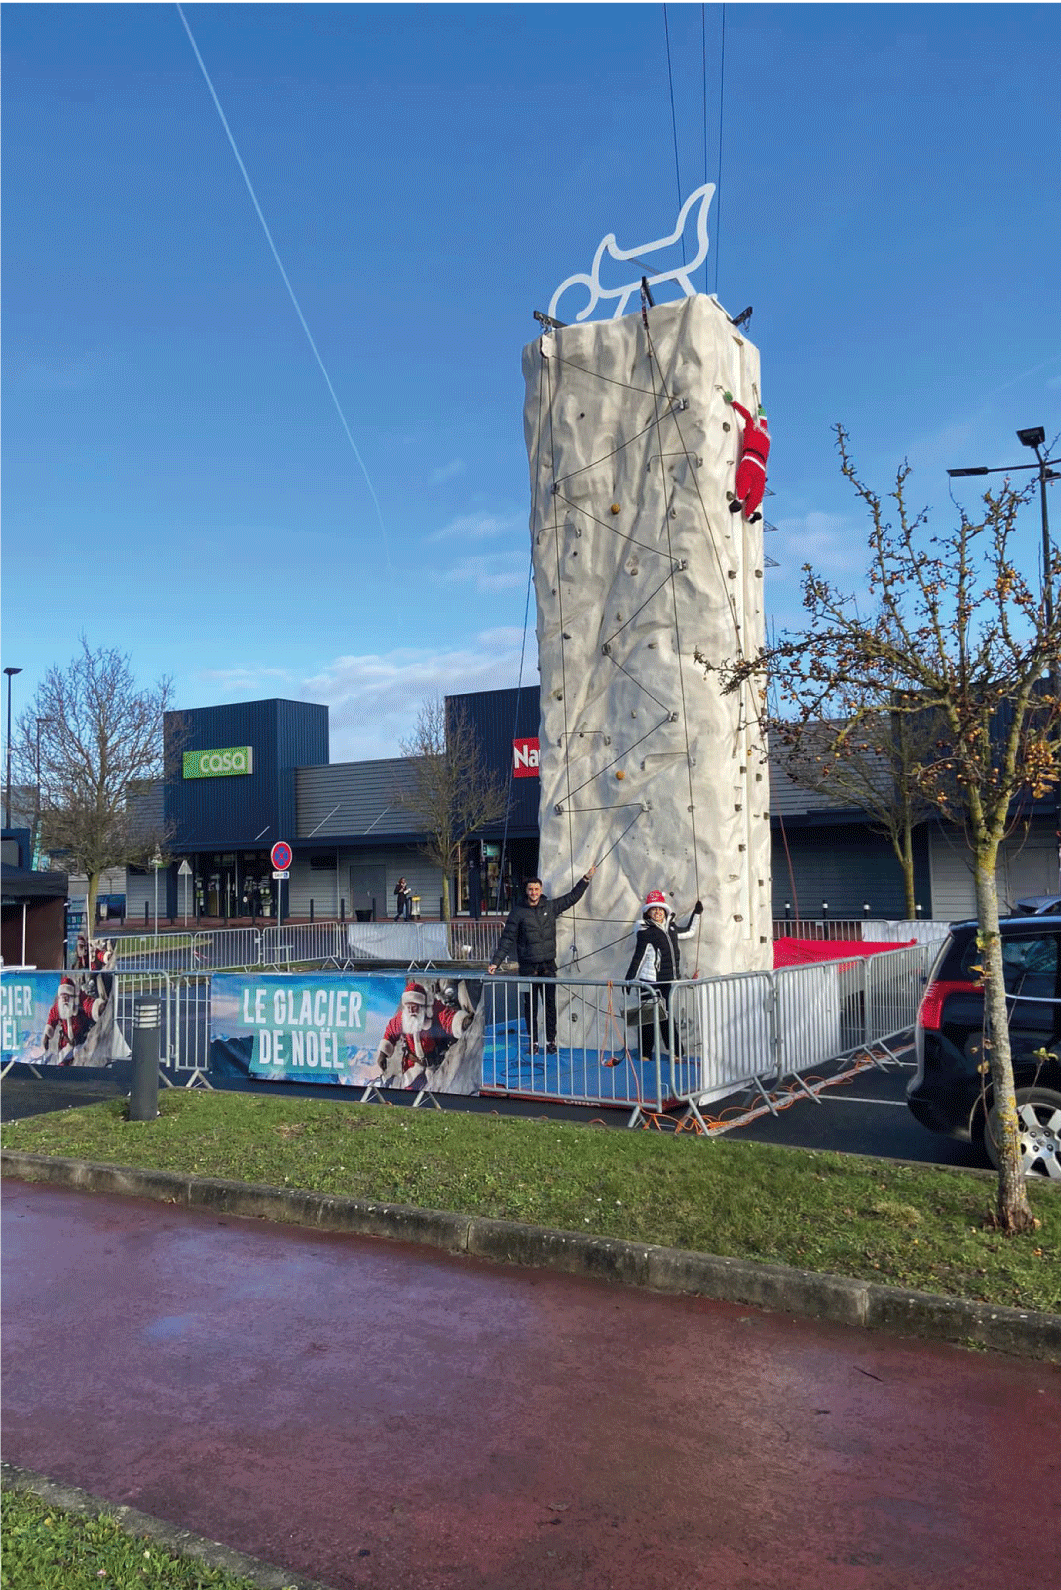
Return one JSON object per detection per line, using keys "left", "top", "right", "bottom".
{"left": 819, "top": 1095, "right": 909, "bottom": 1107}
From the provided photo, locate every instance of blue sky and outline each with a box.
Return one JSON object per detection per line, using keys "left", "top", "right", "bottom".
{"left": 3, "top": 2, "right": 1059, "bottom": 760}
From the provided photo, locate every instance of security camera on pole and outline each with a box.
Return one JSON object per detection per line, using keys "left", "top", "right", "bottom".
{"left": 271, "top": 839, "right": 292, "bottom": 925}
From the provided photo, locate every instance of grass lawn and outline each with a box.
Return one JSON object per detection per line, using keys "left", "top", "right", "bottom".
{"left": 3, "top": 1092, "right": 1059, "bottom": 1314}
{"left": 0, "top": 1487, "right": 268, "bottom": 1590}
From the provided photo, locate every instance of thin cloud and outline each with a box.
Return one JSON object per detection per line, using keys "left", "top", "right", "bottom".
{"left": 427, "top": 511, "right": 525, "bottom": 544}
{"left": 429, "top": 458, "right": 466, "bottom": 484}
{"left": 442, "top": 551, "right": 528, "bottom": 592}
{"left": 771, "top": 511, "right": 866, "bottom": 576}
{"left": 304, "top": 633, "right": 537, "bottom": 759}
{"left": 198, "top": 667, "right": 293, "bottom": 690}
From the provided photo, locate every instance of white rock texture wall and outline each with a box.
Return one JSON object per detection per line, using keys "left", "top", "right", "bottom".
{"left": 522, "top": 293, "right": 772, "bottom": 998}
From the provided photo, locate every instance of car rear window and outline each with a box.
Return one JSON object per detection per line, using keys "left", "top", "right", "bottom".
{"left": 961, "top": 933, "right": 1059, "bottom": 996}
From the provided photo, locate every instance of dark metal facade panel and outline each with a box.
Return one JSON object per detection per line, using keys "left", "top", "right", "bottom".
{"left": 165, "top": 700, "right": 326, "bottom": 853}
{"left": 295, "top": 760, "right": 424, "bottom": 843}
{"left": 768, "top": 763, "right": 865, "bottom": 819}
{"left": 277, "top": 701, "right": 329, "bottom": 838}
{"left": 449, "top": 685, "right": 541, "bottom": 836}
{"left": 127, "top": 781, "right": 165, "bottom": 843}
{"left": 771, "top": 823, "right": 931, "bottom": 921}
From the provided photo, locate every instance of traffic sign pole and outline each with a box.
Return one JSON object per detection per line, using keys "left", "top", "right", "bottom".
{"left": 269, "top": 841, "right": 292, "bottom": 925}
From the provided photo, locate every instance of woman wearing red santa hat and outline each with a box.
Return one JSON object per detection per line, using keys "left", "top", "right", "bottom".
{"left": 623, "top": 890, "right": 702, "bottom": 1061}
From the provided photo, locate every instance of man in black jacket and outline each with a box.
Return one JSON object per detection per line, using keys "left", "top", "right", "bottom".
{"left": 488, "top": 864, "right": 597, "bottom": 1052}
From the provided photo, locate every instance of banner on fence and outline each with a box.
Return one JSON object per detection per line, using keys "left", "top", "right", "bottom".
{"left": 210, "top": 973, "right": 485, "bottom": 1094}
{"left": 1, "top": 970, "right": 131, "bottom": 1067}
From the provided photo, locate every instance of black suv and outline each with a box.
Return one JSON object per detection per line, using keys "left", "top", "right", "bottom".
{"left": 907, "top": 915, "right": 1061, "bottom": 1178}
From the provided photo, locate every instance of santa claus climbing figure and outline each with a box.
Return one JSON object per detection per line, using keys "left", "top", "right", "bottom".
{"left": 375, "top": 979, "right": 474, "bottom": 1089}
{"left": 723, "top": 390, "right": 770, "bottom": 524}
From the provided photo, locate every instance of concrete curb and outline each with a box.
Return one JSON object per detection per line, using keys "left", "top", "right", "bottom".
{"left": 4, "top": 1148, "right": 1060, "bottom": 1363}
{"left": 1, "top": 1461, "right": 337, "bottom": 1590}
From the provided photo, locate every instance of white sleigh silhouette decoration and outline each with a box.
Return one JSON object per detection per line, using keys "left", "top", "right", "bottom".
{"left": 547, "top": 183, "right": 716, "bottom": 324}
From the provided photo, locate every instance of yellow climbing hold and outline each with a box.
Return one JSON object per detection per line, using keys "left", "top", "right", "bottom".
{"left": 610, "top": 503, "right": 621, "bottom": 515}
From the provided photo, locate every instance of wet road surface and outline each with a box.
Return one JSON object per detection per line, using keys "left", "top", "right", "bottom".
{"left": 3, "top": 1180, "right": 1058, "bottom": 1590}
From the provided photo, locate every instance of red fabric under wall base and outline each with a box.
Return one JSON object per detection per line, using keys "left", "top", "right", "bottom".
{"left": 772, "top": 936, "right": 915, "bottom": 968}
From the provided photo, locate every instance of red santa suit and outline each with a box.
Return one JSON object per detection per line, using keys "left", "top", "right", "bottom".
{"left": 44, "top": 981, "right": 99, "bottom": 1063}
{"left": 379, "top": 1009, "right": 447, "bottom": 1073}
{"left": 728, "top": 398, "right": 770, "bottom": 521}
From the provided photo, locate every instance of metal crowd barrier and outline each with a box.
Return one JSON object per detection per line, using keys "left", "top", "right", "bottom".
{"left": 257, "top": 922, "right": 346, "bottom": 969}
{"left": 112, "top": 972, "right": 211, "bottom": 1084}
{"left": 481, "top": 975, "right": 674, "bottom": 1119}
{"left": 17, "top": 940, "right": 936, "bottom": 1117}
{"left": 447, "top": 918, "right": 505, "bottom": 963}
{"left": 486, "top": 940, "right": 935, "bottom": 1125}
{"left": 102, "top": 922, "right": 349, "bottom": 975}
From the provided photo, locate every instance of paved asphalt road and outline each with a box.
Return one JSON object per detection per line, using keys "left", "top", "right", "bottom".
{"left": 1, "top": 1045, "right": 990, "bottom": 1173}
{"left": 5, "top": 1179, "right": 1058, "bottom": 1590}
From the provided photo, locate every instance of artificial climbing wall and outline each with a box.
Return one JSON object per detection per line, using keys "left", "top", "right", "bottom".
{"left": 522, "top": 293, "right": 772, "bottom": 993}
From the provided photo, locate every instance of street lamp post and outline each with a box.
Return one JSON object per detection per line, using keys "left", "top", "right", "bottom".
{"left": 948, "top": 426, "right": 1059, "bottom": 697}
{"left": 4, "top": 666, "right": 22, "bottom": 830}
{"left": 34, "top": 716, "right": 49, "bottom": 864}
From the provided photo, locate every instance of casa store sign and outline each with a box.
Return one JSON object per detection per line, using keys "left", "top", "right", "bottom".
{"left": 512, "top": 737, "right": 540, "bottom": 778}
{"left": 183, "top": 746, "right": 255, "bottom": 779}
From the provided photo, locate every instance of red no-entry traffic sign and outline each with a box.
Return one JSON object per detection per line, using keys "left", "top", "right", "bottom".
{"left": 270, "top": 840, "right": 293, "bottom": 872}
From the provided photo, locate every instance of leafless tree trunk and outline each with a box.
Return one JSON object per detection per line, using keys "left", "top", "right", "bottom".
{"left": 13, "top": 639, "right": 174, "bottom": 929}
{"left": 399, "top": 699, "right": 509, "bottom": 924}
{"left": 709, "top": 426, "right": 1058, "bottom": 1233}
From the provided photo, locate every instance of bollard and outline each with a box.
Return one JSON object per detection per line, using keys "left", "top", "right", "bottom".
{"left": 310, "top": 899, "right": 315, "bottom": 922}
{"left": 130, "top": 997, "right": 161, "bottom": 1122}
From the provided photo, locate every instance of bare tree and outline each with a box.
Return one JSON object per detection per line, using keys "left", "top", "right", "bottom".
{"left": 399, "top": 699, "right": 509, "bottom": 922}
{"left": 709, "top": 427, "right": 1059, "bottom": 1234}
{"left": 775, "top": 702, "right": 945, "bottom": 919}
{"left": 13, "top": 640, "right": 174, "bottom": 925}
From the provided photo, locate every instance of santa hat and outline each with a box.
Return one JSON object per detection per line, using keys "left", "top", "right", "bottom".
{"left": 58, "top": 976, "right": 77, "bottom": 996}
{"left": 401, "top": 983, "right": 428, "bottom": 1008}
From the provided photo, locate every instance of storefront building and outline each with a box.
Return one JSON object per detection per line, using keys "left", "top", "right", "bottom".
{"left": 130, "top": 689, "right": 1057, "bottom": 925}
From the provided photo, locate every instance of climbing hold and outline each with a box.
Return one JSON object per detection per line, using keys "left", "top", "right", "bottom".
{"left": 615, "top": 770, "right": 625, "bottom": 781}
{"left": 610, "top": 503, "right": 621, "bottom": 515}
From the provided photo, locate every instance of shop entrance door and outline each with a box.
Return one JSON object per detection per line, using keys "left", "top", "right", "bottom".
{"left": 349, "top": 865, "right": 386, "bottom": 922}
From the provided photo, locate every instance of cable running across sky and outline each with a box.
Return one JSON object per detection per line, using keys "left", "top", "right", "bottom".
{"left": 174, "top": 4, "right": 392, "bottom": 572}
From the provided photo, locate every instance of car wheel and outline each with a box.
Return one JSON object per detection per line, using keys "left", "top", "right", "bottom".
{"left": 985, "top": 1087, "right": 1061, "bottom": 1180}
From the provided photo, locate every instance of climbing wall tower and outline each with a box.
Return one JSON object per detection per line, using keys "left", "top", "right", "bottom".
{"left": 523, "top": 292, "right": 772, "bottom": 989}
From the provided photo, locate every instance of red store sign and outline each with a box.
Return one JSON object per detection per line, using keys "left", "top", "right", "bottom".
{"left": 512, "top": 737, "right": 540, "bottom": 778}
